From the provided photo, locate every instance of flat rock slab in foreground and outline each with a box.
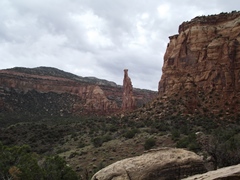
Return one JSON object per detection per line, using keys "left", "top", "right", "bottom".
{"left": 91, "top": 148, "right": 206, "bottom": 180}
{"left": 183, "top": 164, "right": 240, "bottom": 180}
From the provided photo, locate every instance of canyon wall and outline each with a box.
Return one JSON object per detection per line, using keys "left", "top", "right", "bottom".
{"left": 158, "top": 11, "right": 240, "bottom": 115}
{"left": 0, "top": 67, "right": 157, "bottom": 116}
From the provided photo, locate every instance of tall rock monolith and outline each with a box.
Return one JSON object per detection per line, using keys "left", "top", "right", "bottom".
{"left": 122, "top": 69, "right": 135, "bottom": 110}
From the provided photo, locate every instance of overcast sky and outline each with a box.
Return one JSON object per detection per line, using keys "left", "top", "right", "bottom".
{"left": 0, "top": 0, "right": 239, "bottom": 90}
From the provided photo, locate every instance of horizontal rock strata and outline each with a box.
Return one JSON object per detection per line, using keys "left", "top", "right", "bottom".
{"left": 158, "top": 11, "right": 240, "bottom": 115}
{"left": 0, "top": 67, "right": 157, "bottom": 116}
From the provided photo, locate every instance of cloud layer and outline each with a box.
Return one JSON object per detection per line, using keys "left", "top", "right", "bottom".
{"left": 0, "top": 0, "right": 239, "bottom": 90}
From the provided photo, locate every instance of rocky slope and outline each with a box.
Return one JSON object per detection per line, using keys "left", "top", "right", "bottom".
{"left": 158, "top": 11, "right": 240, "bottom": 116}
{"left": 0, "top": 67, "right": 157, "bottom": 116}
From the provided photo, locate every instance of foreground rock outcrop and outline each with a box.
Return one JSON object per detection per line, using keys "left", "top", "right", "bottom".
{"left": 158, "top": 11, "right": 240, "bottom": 115}
{"left": 183, "top": 163, "right": 240, "bottom": 180}
{"left": 0, "top": 67, "right": 157, "bottom": 116}
{"left": 91, "top": 148, "right": 206, "bottom": 180}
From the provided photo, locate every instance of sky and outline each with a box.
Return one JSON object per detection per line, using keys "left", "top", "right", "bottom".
{"left": 0, "top": 0, "right": 239, "bottom": 90}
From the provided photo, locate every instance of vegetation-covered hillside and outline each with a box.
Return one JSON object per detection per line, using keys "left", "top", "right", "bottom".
{"left": 1, "top": 108, "right": 240, "bottom": 179}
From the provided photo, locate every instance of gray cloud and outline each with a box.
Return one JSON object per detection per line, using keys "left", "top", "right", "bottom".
{"left": 0, "top": 0, "right": 239, "bottom": 90}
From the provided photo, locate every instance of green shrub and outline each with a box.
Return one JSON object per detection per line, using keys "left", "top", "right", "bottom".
{"left": 204, "top": 127, "right": 240, "bottom": 168}
{"left": 176, "top": 133, "right": 200, "bottom": 152}
{"left": 77, "top": 141, "right": 86, "bottom": 148}
{"left": 176, "top": 137, "right": 189, "bottom": 148}
{"left": 42, "top": 155, "right": 79, "bottom": 180}
{"left": 92, "top": 137, "right": 103, "bottom": 147}
{"left": 171, "top": 129, "right": 180, "bottom": 141}
{"left": 144, "top": 138, "right": 156, "bottom": 150}
{"left": 0, "top": 142, "right": 79, "bottom": 180}
{"left": 102, "top": 134, "right": 112, "bottom": 143}
{"left": 123, "top": 129, "right": 139, "bottom": 139}
{"left": 0, "top": 143, "right": 41, "bottom": 180}
{"left": 108, "top": 125, "right": 118, "bottom": 132}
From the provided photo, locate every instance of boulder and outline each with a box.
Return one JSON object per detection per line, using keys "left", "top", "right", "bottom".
{"left": 91, "top": 148, "right": 206, "bottom": 180}
{"left": 183, "top": 163, "right": 240, "bottom": 180}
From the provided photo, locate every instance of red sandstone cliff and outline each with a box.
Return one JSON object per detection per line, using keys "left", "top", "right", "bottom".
{"left": 122, "top": 69, "right": 135, "bottom": 110}
{"left": 158, "top": 11, "right": 240, "bottom": 115}
{"left": 0, "top": 67, "right": 157, "bottom": 116}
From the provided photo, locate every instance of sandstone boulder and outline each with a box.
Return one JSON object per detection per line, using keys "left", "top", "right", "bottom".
{"left": 91, "top": 148, "right": 206, "bottom": 180}
{"left": 183, "top": 163, "right": 240, "bottom": 180}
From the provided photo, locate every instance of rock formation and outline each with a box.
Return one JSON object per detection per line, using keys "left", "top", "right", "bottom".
{"left": 0, "top": 67, "right": 157, "bottom": 116}
{"left": 183, "top": 163, "right": 240, "bottom": 180}
{"left": 122, "top": 69, "right": 135, "bottom": 110}
{"left": 158, "top": 11, "right": 240, "bottom": 115}
{"left": 91, "top": 148, "right": 206, "bottom": 180}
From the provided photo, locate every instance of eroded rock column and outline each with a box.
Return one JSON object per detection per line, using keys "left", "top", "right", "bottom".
{"left": 122, "top": 69, "right": 135, "bottom": 110}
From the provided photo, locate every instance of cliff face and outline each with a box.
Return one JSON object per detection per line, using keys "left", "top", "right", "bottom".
{"left": 158, "top": 11, "right": 240, "bottom": 115}
{"left": 0, "top": 67, "right": 157, "bottom": 116}
{"left": 122, "top": 69, "right": 135, "bottom": 110}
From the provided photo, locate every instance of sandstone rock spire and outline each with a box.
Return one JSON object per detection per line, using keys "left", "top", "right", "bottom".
{"left": 122, "top": 69, "right": 135, "bottom": 110}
